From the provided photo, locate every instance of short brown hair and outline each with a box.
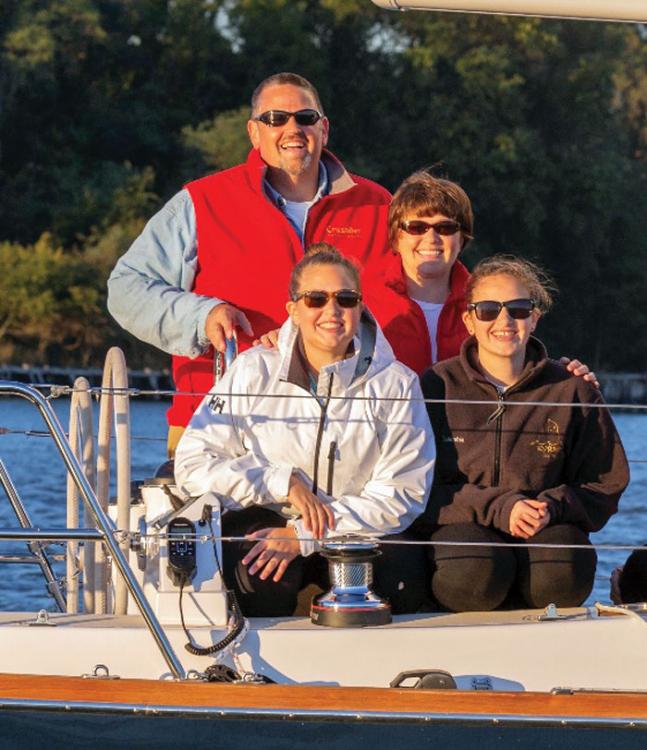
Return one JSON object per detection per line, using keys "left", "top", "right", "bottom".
{"left": 251, "top": 73, "right": 324, "bottom": 118}
{"left": 388, "top": 170, "right": 474, "bottom": 250}
{"left": 289, "top": 243, "right": 361, "bottom": 299}
{"left": 466, "top": 254, "right": 556, "bottom": 314}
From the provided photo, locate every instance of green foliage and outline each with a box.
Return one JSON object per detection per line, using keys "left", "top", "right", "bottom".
{"left": 0, "top": 234, "right": 109, "bottom": 364}
{"left": 181, "top": 106, "right": 251, "bottom": 173}
{"left": 0, "top": 1, "right": 646, "bottom": 370}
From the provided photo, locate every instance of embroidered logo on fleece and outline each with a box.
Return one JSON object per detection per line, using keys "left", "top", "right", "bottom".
{"left": 207, "top": 395, "right": 226, "bottom": 414}
{"left": 326, "top": 225, "right": 360, "bottom": 238}
{"left": 530, "top": 418, "right": 563, "bottom": 458}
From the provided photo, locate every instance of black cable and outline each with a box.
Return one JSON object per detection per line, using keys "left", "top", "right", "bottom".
{"left": 178, "top": 504, "right": 246, "bottom": 656}
{"left": 179, "top": 579, "right": 245, "bottom": 656}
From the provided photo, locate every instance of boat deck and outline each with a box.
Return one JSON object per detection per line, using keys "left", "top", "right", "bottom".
{"left": 1, "top": 604, "right": 646, "bottom": 692}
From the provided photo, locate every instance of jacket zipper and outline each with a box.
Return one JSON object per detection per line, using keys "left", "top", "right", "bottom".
{"left": 487, "top": 390, "right": 506, "bottom": 485}
{"left": 311, "top": 373, "right": 334, "bottom": 494}
{"left": 326, "top": 441, "right": 337, "bottom": 496}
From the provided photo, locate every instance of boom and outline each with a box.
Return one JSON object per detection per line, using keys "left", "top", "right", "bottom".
{"left": 370, "top": 1, "right": 647, "bottom": 23}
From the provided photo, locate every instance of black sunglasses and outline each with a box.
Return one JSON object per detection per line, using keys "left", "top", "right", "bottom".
{"left": 293, "top": 289, "right": 362, "bottom": 309}
{"left": 400, "top": 219, "right": 462, "bottom": 236}
{"left": 467, "top": 298, "right": 536, "bottom": 322}
{"left": 254, "top": 109, "right": 322, "bottom": 127}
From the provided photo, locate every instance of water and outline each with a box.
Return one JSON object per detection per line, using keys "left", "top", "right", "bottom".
{"left": 0, "top": 396, "right": 644, "bottom": 611}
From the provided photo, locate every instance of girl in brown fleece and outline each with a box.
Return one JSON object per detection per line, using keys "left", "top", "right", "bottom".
{"left": 420, "top": 255, "right": 629, "bottom": 612}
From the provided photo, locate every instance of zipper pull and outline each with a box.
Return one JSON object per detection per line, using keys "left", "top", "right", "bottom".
{"left": 326, "top": 441, "right": 337, "bottom": 496}
{"left": 487, "top": 391, "right": 506, "bottom": 424}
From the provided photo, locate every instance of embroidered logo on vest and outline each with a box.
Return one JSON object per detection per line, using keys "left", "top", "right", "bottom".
{"left": 326, "top": 225, "right": 361, "bottom": 238}
{"left": 530, "top": 418, "right": 563, "bottom": 458}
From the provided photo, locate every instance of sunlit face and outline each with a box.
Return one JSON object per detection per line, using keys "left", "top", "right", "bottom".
{"left": 462, "top": 274, "right": 540, "bottom": 364}
{"left": 286, "top": 264, "right": 361, "bottom": 366}
{"left": 247, "top": 84, "right": 329, "bottom": 178}
{"left": 396, "top": 213, "right": 463, "bottom": 286}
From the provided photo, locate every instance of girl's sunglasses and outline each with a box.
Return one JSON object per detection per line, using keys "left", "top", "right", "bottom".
{"left": 254, "top": 109, "right": 322, "bottom": 127}
{"left": 400, "top": 219, "right": 462, "bottom": 236}
{"left": 293, "top": 290, "right": 362, "bottom": 309}
{"left": 467, "top": 298, "right": 536, "bottom": 322}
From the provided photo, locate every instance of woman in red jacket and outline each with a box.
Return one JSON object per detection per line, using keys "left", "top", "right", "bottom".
{"left": 363, "top": 170, "right": 473, "bottom": 373}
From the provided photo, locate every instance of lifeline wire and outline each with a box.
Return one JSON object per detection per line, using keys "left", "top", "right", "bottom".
{"left": 110, "top": 528, "right": 647, "bottom": 553}
{"left": 13, "top": 381, "right": 647, "bottom": 412}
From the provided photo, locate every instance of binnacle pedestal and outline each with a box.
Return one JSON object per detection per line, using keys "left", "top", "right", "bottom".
{"left": 310, "top": 538, "right": 391, "bottom": 627}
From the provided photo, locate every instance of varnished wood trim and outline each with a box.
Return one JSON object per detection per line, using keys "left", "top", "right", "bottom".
{"left": 0, "top": 674, "right": 646, "bottom": 719}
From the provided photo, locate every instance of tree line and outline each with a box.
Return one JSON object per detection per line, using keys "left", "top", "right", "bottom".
{"left": 1, "top": 0, "right": 646, "bottom": 370}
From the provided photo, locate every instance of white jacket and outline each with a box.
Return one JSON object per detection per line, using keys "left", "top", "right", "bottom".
{"left": 174, "top": 312, "right": 435, "bottom": 556}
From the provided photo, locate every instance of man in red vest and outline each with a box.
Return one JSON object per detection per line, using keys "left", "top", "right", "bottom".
{"left": 108, "top": 72, "right": 391, "bottom": 453}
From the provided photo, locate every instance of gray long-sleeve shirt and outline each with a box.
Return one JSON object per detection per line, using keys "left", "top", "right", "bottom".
{"left": 107, "top": 167, "right": 328, "bottom": 358}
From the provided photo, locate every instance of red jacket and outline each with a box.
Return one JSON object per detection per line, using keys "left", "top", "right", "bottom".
{"left": 364, "top": 255, "right": 470, "bottom": 374}
{"left": 169, "top": 148, "right": 391, "bottom": 427}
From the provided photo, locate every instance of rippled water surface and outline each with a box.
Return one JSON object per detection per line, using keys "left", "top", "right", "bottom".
{"left": 0, "top": 396, "right": 644, "bottom": 610}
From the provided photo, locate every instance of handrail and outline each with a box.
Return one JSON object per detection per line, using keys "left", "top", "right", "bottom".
{"left": 66, "top": 377, "right": 96, "bottom": 614}
{"left": 0, "top": 529, "right": 104, "bottom": 542}
{"left": 0, "top": 381, "right": 186, "bottom": 680}
{"left": 97, "top": 348, "right": 131, "bottom": 615}
{"left": 0, "top": 460, "right": 66, "bottom": 611}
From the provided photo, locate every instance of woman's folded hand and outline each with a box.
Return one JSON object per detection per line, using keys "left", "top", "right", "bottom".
{"left": 509, "top": 499, "right": 550, "bottom": 539}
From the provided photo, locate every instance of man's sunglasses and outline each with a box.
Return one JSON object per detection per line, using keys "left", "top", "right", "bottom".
{"left": 467, "top": 298, "right": 536, "bottom": 322}
{"left": 254, "top": 109, "right": 322, "bottom": 127}
{"left": 293, "top": 290, "right": 362, "bottom": 309}
{"left": 400, "top": 219, "right": 462, "bottom": 236}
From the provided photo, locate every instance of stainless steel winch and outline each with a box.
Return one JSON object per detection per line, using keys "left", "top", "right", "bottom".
{"left": 310, "top": 537, "right": 392, "bottom": 627}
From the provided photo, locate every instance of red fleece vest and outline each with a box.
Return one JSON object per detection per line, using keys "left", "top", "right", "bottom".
{"left": 363, "top": 256, "right": 470, "bottom": 375}
{"left": 168, "top": 148, "right": 391, "bottom": 427}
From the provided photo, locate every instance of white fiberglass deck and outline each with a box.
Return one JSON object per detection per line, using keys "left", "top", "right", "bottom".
{"left": 1, "top": 605, "right": 646, "bottom": 692}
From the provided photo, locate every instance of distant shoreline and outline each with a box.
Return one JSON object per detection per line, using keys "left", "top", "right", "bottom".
{"left": 0, "top": 363, "right": 174, "bottom": 397}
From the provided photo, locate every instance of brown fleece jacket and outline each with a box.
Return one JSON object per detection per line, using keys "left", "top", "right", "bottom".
{"left": 419, "top": 336, "right": 629, "bottom": 535}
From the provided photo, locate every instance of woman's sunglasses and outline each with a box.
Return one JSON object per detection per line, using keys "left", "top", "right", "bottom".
{"left": 467, "top": 298, "right": 536, "bottom": 321}
{"left": 293, "top": 290, "right": 362, "bottom": 309}
{"left": 400, "top": 219, "right": 462, "bottom": 236}
{"left": 254, "top": 109, "right": 322, "bottom": 127}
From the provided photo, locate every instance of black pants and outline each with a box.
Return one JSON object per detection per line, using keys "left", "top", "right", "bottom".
{"left": 221, "top": 507, "right": 430, "bottom": 616}
{"left": 428, "top": 523, "right": 596, "bottom": 612}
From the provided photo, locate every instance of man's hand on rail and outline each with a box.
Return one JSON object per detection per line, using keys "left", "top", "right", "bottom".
{"left": 509, "top": 499, "right": 550, "bottom": 539}
{"left": 205, "top": 302, "right": 254, "bottom": 353}
{"left": 560, "top": 357, "right": 599, "bottom": 390}
{"left": 287, "top": 473, "right": 335, "bottom": 539}
{"left": 242, "top": 526, "right": 300, "bottom": 582}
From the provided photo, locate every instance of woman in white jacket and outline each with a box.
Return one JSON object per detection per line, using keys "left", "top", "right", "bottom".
{"left": 175, "top": 244, "right": 435, "bottom": 616}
